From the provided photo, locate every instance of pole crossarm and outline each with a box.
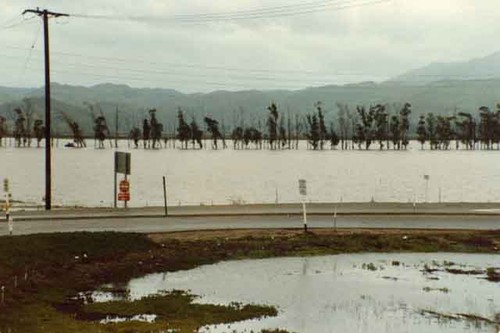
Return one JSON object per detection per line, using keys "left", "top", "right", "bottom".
{"left": 23, "top": 8, "right": 70, "bottom": 18}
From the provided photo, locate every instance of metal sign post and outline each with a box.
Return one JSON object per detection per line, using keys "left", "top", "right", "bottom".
{"left": 163, "top": 176, "right": 168, "bottom": 217}
{"left": 298, "top": 179, "right": 307, "bottom": 232}
{"left": 114, "top": 152, "right": 131, "bottom": 208}
{"left": 424, "top": 174, "right": 430, "bottom": 203}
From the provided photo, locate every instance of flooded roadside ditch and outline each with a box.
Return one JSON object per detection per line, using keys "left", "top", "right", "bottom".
{"left": 91, "top": 253, "right": 499, "bottom": 333}
{"left": 2, "top": 230, "right": 500, "bottom": 333}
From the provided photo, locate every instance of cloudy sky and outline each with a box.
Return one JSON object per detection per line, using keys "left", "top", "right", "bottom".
{"left": 0, "top": 0, "right": 498, "bottom": 92}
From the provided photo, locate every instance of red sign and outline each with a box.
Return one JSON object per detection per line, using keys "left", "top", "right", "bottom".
{"left": 119, "top": 180, "right": 130, "bottom": 193}
{"left": 118, "top": 192, "right": 130, "bottom": 201}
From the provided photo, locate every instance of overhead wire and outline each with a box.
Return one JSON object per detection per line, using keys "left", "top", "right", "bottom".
{"left": 17, "top": 22, "right": 42, "bottom": 86}
{"left": 0, "top": 14, "right": 38, "bottom": 30}
{"left": 0, "top": 44, "right": 383, "bottom": 79}
{"left": 70, "top": 0, "right": 390, "bottom": 23}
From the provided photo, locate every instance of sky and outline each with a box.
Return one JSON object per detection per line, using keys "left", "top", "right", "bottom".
{"left": 0, "top": 0, "right": 499, "bottom": 93}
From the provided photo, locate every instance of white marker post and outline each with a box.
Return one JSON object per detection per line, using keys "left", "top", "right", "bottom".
{"left": 298, "top": 179, "right": 307, "bottom": 232}
{"left": 424, "top": 174, "right": 430, "bottom": 203}
{"left": 8, "top": 217, "right": 13, "bottom": 236}
{"left": 3, "top": 178, "right": 10, "bottom": 223}
{"left": 333, "top": 207, "right": 337, "bottom": 231}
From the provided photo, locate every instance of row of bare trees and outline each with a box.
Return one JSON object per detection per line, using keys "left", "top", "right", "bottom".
{"left": 3, "top": 100, "right": 500, "bottom": 151}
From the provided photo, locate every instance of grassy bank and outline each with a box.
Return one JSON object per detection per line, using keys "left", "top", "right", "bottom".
{"left": 0, "top": 228, "right": 498, "bottom": 332}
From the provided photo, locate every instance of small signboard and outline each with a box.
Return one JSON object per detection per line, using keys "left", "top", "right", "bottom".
{"left": 118, "top": 192, "right": 130, "bottom": 201}
{"left": 298, "top": 179, "right": 307, "bottom": 196}
{"left": 118, "top": 179, "right": 130, "bottom": 202}
{"left": 115, "top": 152, "right": 131, "bottom": 175}
{"left": 119, "top": 180, "right": 130, "bottom": 192}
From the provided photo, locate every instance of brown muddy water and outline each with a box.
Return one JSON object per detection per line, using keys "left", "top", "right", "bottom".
{"left": 93, "top": 253, "right": 500, "bottom": 333}
{"left": 2, "top": 140, "right": 500, "bottom": 207}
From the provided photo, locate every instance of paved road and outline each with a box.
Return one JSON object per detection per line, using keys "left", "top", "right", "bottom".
{"left": 1, "top": 214, "right": 499, "bottom": 236}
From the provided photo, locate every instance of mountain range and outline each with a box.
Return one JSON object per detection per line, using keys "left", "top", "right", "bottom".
{"left": 1, "top": 51, "right": 500, "bottom": 135}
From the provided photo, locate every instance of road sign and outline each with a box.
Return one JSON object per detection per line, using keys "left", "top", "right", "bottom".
{"left": 119, "top": 180, "right": 130, "bottom": 193}
{"left": 298, "top": 179, "right": 307, "bottom": 196}
{"left": 118, "top": 192, "right": 130, "bottom": 201}
{"left": 114, "top": 152, "right": 131, "bottom": 175}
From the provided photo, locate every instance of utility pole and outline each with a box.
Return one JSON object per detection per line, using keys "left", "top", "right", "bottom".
{"left": 22, "top": 8, "right": 69, "bottom": 210}
{"left": 115, "top": 106, "right": 119, "bottom": 148}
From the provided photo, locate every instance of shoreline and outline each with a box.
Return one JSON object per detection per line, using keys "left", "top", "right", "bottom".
{"left": 6, "top": 202, "right": 500, "bottom": 222}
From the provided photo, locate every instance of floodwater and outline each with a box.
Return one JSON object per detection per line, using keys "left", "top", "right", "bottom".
{"left": 2, "top": 140, "right": 500, "bottom": 207}
{"left": 121, "top": 253, "right": 499, "bottom": 333}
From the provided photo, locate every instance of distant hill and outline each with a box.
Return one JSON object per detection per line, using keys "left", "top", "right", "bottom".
{"left": 2, "top": 51, "right": 500, "bottom": 136}
{"left": 389, "top": 51, "right": 500, "bottom": 84}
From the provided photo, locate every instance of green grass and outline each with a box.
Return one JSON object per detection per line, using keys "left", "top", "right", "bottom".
{"left": 0, "top": 229, "right": 498, "bottom": 333}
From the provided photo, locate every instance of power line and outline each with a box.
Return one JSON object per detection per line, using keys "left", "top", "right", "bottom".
{"left": 16, "top": 23, "right": 42, "bottom": 87}
{"left": 2, "top": 50, "right": 500, "bottom": 86}
{"left": 70, "top": 0, "right": 390, "bottom": 23}
{"left": 0, "top": 15, "right": 38, "bottom": 30}
{"left": 0, "top": 46, "right": 385, "bottom": 78}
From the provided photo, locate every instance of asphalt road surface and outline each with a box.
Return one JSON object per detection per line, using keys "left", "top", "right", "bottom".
{"left": 1, "top": 214, "right": 499, "bottom": 236}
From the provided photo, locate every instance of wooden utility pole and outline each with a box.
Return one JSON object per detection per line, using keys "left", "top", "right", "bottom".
{"left": 22, "top": 8, "right": 69, "bottom": 210}
{"left": 115, "top": 106, "right": 119, "bottom": 148}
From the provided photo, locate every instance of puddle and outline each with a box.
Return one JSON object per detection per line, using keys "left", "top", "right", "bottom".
{"left": 118, "top": 253, "right": 499, "bottom": 333}
{"left": 100, "top": 314, "right": 157, "bottom": 324}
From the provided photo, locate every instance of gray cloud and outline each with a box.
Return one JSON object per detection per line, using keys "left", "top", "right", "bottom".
{"left": 1, "top": 0, "right": 499, "bottom": 92}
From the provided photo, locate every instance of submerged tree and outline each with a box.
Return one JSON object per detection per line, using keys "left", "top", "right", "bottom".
{"left": 389, "top": 115, "right": 401, "bottom": 150}
{"left": 177, "top": 109, "right": 191, "bottom": 149}
{"left": 61, "top": 112, "right": 86, "bottom": 148}
{"left": 0, "top": 116, "right": 7, "bottom": 147}
{"left": 316, "top": 102, "right": 327, "bottom": 150}
{"left": 329, "top": 122, "right": 340, "bottom": 149}
{"left": 477, "top": 106, "right": 498, "bottom": 150}
{"left": 231, "top": 126, "right": 244, "bottom": 149}
{"left": 93, "top": 115, "right": 109, "bottom": 149}
{"left": 355, "top": 105, "right": 375, "bottom": 150}
{"left": 436, "top": 115, "right": 454, "bottom": 150}
{"left": 399, "top": 102, "right": 412, "bottom": 149}
{"left": 129, "top": 127, "right": 141, "bottom": 148}
{"left": 204, "top": 115, "right": 226, "bottom": 149}
{"left": 190, "top": 117, "right": 203, "bottom": 149}
{"left": 13, "top": 108, "right": 26, "bottom": 147}
{"left": 279, "top": 116, "right": 287, "bottom": 149}
{"left": 149, "top": 109, "right": 163, "bottom": 149}
{"left": 243, "top": 127, "right": 262, "bottom": 149}
{"left": 455, "top": 112, "right": 476, "bottom": 150}
{"left": 306, "top": 113, "right": 320, "bottom": 150}
{"left": 267, "top": 103, "right": 279, "bottom": 149}
{"left": 426, "top": 113, "right": 438, "bottom": 150}
{"left": 416, "top": 115, "right": 427, "bottom": 149}
{"left": 33, "top": 119, "right": 45, "bottom": 148}
{"left": 142, "top": 118, "right": 151, "bottom": 149}
{"left": 86, "top": 103, "right": 109, "bottom": 149}
{"left": 373, "top": 104, "right": 388, "bottom": 150}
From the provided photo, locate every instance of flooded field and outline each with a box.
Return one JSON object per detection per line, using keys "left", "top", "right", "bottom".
{"left": 2, "top": 140, "right": 500, "bottom": 207}
{"left": 112, "top": 253, "right": 500, "bottom": 333}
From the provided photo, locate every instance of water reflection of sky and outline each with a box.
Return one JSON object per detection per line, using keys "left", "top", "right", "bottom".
{"left": 123, "top": 253, "right": 499, "bottom": 333}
